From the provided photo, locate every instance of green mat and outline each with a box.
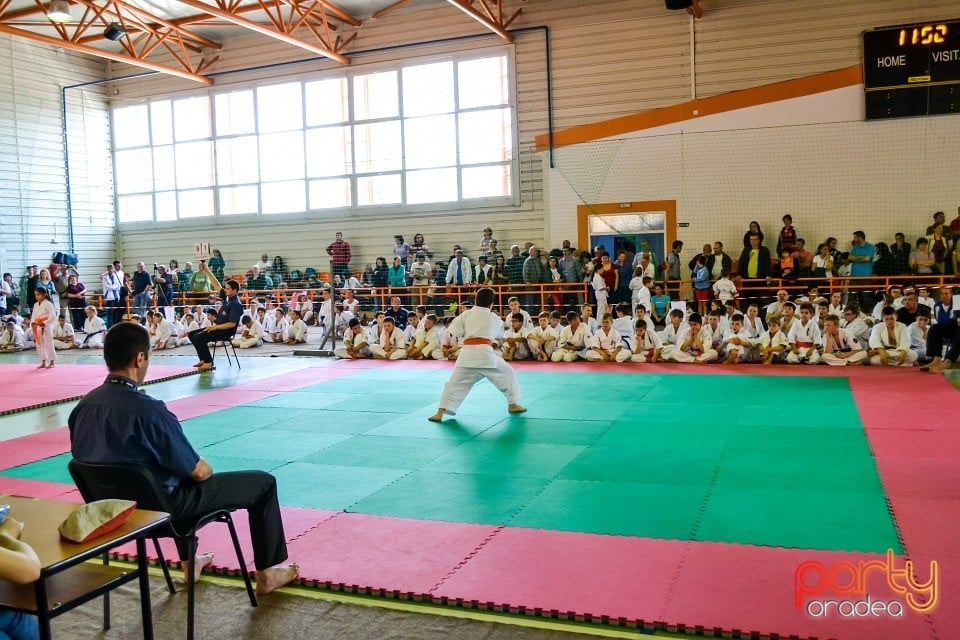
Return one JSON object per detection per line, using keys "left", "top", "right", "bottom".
{"left": 1, "top": 370, "right": 901, "bottom": 553}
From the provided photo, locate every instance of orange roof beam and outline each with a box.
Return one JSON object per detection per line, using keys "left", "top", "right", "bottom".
{"left": 444, "top": 0, "right": 519, "bottom": 42}
{"left": 371, "top": 0, "right": 413, "bottom": 20}
{"left": 0, "top": 22, "right": 214, "bottom": 83}
{"left": 175, "top": 0, "right": 350, "bottom": 64}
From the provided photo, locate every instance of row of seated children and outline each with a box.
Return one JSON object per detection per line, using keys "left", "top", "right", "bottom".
{"left": 0, "top": 306, "right": 107, "bottom": 351}
{"left": 231, "top": 300, "right": 357, "bottom": 348}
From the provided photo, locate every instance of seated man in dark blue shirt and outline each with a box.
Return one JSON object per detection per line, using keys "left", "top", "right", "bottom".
{"left": 189, "top": 279, "right": 243, "bottom": 371}
{"left": 68, "top": 322, "right": 298, "bottom": 594}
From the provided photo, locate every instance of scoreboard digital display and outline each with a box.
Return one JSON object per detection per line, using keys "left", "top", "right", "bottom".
{"left": 863, "top": 19, "right": 960, "bottom": 120}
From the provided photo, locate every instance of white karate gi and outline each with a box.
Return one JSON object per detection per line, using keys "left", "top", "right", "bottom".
{"left": 551, "top": 323, "right": 590, "bottom": 362}
{"left": 626, "top": 330, "right": 662, "bottom": 363}
{"left": 31, "top": 299, "right": 57, "bottom": 363}
{"left": 334, "top": 330, "right": 371, "bottom": 359}
{"left": 370, "top": 327, "right": 407, "bottom": 359}
{"left": 409, "top": 326, "right": 440, "bottom": 359}
{"left": 433, "top": 329, "right": 461, "bottom": 360}
{"left": 743, "top": 314, "right": 765, "bottom": 341}
{"left": 591, "top": 272, "right": 609, "bottom": 316}
{"left": 585, "top": 327, "right": 628, "bottom": 362}
{"left": 759, "top": 329, "right": 790, "bottom": 362}
{"left": 151, "top": 319, "right": 173, "bottom": 349}
{"left": 629, "top": 279, "right": 651, "bottom": 311}
{"left": 712, "top": 278, "right": 737, "bottom": 303}
{"left": 502, "top": 325, "right": 531, "bottom": 360}
{"left": 868, "top": 321, "right": 918, "bottom": 366}
{"left": 723, "top": 327, "right": 756, "bottom": 362}
{"left": 80, "top": 315, "right": 106, "bottom": 348}
{"left": 907, "top": 321, "right": 929, "bottom": 361}
{"left": 233, "top": 321, "right": 264, "bottom": 348}
{"left": 664, "top": 325, "right": 717, "bottom": 363}
{"left": 52, "top": 321, "right": 75, "bottom": 350}
{"left": 0, "top": 325, "right": 25, "bottom": 351}
{"left": 501, "top": 309, "right": 533, "bottom": 332}
{"left": 526, "top": 325, "right": 558, "bottom": 359}
{"left": 436, "top": 306, "right": 520, "bottom": 415}
{"left": 658, "top": 320, "right": 689, "bottom": 358}
{"left": 786, "top": 319, "right": 822, "bottom": 364}
{"left": 288, "top": 318, "right": 309, "bottom": 343}
{"left": 263, "top": 314, "right": 288, "bottom": 343}
{"left": 821, "top": 328, "right": 867, "bottom": 366}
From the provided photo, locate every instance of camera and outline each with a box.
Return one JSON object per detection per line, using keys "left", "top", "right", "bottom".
{"left": 153, "top": 263, "right": 159, "bottom": 270}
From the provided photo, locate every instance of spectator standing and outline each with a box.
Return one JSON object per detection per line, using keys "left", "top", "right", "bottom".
{"left": 208, "top": 249, "right": 226, "bottom": 282}
{"left": 665, "top": 240, "right": 684, "bottom": 292}
{"left": 737, "top": 234, "right": 772, "bottom": 279}
{"left": 909, "top": 238, "right": 936, "bottom": 275}
{"left": 65, "top": 273, "right": 87, "bottom": 329}
{"left": 890, "top": 233, "right": 911, "bottom": 275}
{"left": 36, "top": 269, "right": 59, "bottom": 315}
{"left": 707, "top": 242, "right": 732, "bottom": 280}
{"left": 326, "top": 231, "right": 352, "bottom": 280}
{"left": 101, "top": 263, "right": 122, "bottom": 327}
{"left": 0, "top": 275, "right": 9, "bottom": 317}
{"left": 23, "top": 266, "right": 39, "bottom": 313}
{"left": 446, "top": 249, "right": 473, "bottom": 286}
{"left": 410, "top": 253, "right": 432, "bottom": 287}
{"left": 3, "top": 272, "right": 19, "bottom": 310}
{"left": 929, "top": 225, "right": 949, "bottom": 274}
{"left": 560, "top": 247, "right": 583, "bottom": 307}
{"left": 131, "top": 262, "right": 152, "bottom": 317}
{"left": 743, "top": 221, "right": 764, "bottom": 249}
{"left": 849, "top": 231, "right": 876, "bottom": 310}
{"left": 388, "top": 257, "right": 407, "bottom": 287}
{"left": 392, "top": 235, "right": 411, "bottom": 269}
{"left": 505, "top": 245, "right": 525, "bottom": 286}
{"left": 478, "top": 227, "right": 494, "bottom": 253}
{"left": 776, "top": 214, "right": 799, "bottom": 256}
{"left": 410, "top": 233, "right": 432, "bottom": 258}
{"left": 523, "top": 246, "right": 546, "bottom": 311}
{"left": 615, "top": 252, "right": 632, "bottom": 304}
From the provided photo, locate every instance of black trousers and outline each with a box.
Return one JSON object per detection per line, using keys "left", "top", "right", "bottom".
{"left": 189, "top": 328, "right": 234, "bottom": 363}
{"left": 170, "top": 471, "right": 287, "bottom": 570}
{"left": 927, "top": 320, "right": 960, "bottom": 362}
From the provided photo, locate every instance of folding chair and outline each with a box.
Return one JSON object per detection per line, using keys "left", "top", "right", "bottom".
{"left": 210, "top": 326, "right": 241, "bottom": 369}
{"left": 68, "top": 460, "right": 257, "bottom": 640}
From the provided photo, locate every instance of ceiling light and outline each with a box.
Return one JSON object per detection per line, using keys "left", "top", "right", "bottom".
{"left": 103, "top": 22, "right": 127, "bottom": 41}
{"left": 46, "top": 0, "right": 73, "bottom": 23}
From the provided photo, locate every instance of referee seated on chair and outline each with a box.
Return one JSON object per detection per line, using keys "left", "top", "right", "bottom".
{"left": 68, "top": 321, "right": 299, "bottom": 594}
{"left": 189, "top": 278, "right": 242, "bottom": 372}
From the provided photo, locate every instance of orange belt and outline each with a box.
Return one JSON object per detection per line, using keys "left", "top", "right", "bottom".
{"left": 464, "top": 338, "right": 493, "bottom": 346}
{"left": 796, "top": 341, "right": 813, "bottom": 348}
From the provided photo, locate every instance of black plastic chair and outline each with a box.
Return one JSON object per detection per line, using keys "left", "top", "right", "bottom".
{"left": 68, "top": 460, "right": 257, "bottom": 640}
{"left": 210, "top": 327, "right": 241, "bottom": 369}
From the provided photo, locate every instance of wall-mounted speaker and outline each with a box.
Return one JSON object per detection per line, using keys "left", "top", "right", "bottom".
{"left": 665, "top": 0, "right": 692, "bottom": 9}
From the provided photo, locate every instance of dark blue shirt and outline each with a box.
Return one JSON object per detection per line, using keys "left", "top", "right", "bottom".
{"left": 132, "top": 271, "right": 152, "bottom": 296}
{"left": 217, "top": 293, "right": 243, "bottom": 327}
{"left": 68, "top": 375, "right": 200, "bottom": 492}
{"left": 385, "top": 306, "right": 409, "bottom": 329}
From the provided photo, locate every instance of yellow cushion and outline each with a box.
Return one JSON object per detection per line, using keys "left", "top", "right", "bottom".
{"left": 59, "top": 499, "right": 137, "bottom": 543}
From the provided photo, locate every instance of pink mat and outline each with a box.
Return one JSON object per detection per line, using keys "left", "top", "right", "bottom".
{"left": 0, "top": 428, "right": 70, "bottom": 470}
{"left": 0, "top": 477, "right": 78, "bottom": 500}
{"left": 0, "top": 364, "right": 197, "bottom": 415}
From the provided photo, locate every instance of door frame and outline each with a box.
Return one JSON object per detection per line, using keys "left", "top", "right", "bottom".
{"left": 576, "top": 200, "right": 677, "bottom": 256}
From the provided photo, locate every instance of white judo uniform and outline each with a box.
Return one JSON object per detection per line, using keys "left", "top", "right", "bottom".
{"left": 409, "top": 325, "right": 440, "bottom": 359}
{"left": 626, "top": 330, "right": 663, "bottom": 363}
{"left": 0, "top": 325, "right": 26, "bottom": 351}
{"left": 786, "top": 319, "right": 822, "bottom": 364}
{"left": 868, "top": 321, "right": 918, "bottom": 366}
{"left": 664, "top": 324, "right": 717, "bottom": 363}
{"left": 436, "top": 306, "right": 520, "bottom": 416}
{"left": 551, "top": 322, "right": 590, "bottom": 362}
{"left": 370, "top": 326, "right": 407, "bottom": 359}
{"left": 52, "top": 321, "right": 75, "bottom": 350}
{"left": 233, "top": 320, "right": 264, "bottom": 348}
{"left": 79, "top": 315, "right": 106, "bottom": 348}
{"left": 502, "top": 325, "right": 532, "bottom": 360}
{"left": 287, "top": 318, "right": 309, "bottom": 343}
{"left": 31, "top": 299, "right": 57, "bottom": 363}
{"left": 334, "top": 329, "right": 371, "bottom": 359}
{"left": 526, "top": 324, "right": 558, "bottom": 360}
{"left": 821, "top": 327, "right": 867, "bottom": 366}
{"left": 585, "top": 327, "right": 629, "bottom": 362}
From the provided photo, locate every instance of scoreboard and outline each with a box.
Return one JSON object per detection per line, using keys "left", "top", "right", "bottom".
{"left": 863, "top": 19, "right": 960, "bottom": 120}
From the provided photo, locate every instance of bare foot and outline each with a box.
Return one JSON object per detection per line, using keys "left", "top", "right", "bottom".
{"left": 508, "top": 404, "right": 527, "bottom": 414}
{"left": 46, "top": 363, "right": 55, "bottom": 369}
{"left": 255, "top": 563, "right": 299, "bottom": 594}
{"left": 180, "top": 552, "right": 215, "bottom": 584}
{"left": 428, "top": 410, "right": 445, "bottom": 422}
{"left": 37, "top": 363, "right": 47, "bottom": 369}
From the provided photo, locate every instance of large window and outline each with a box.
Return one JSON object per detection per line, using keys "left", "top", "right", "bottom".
{"left": 112, "top": 50, "right": 516, "bottom": 223}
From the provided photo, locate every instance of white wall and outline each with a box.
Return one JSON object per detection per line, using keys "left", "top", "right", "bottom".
{"left": 0, "top": 35, "right": 114, "bottom": 290}
{"left": 545, "top": 85, "right": 960, "bottom": 271}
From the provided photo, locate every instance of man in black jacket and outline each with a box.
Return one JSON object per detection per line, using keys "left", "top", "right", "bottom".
{"left": 738, "top": 234, "right": 772, "bottom": 279}
{"left": 706, "top": 242, "right": 732, "bottom": 279}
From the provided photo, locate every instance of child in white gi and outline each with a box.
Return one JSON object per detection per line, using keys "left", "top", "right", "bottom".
{"left": 663, "top": 313, "right": 716, "bottom": 363}
{"left": 79, "top": 305, "right": 106, "bottom": 349}
{"left": 627, "top": 320, "right": 663, "bottom": 363}
{"left": 429, "top": 287, "right": 525, "bottom": 422}
{"left": 580, "top": 304, "right": 598, "bottom": 334}
{"left": 31, "top": 287, "right": 57, "bottom": 368}
{"left": 233, "top": 315, "right": 264, "bottom": 349}
{"left": 151, "top": 312, "right": 174, "bottom": 350}
{"left": 908, "top": 312, "right": 931, "bottom": 364}
{"left": 612, "top": 303, "right": 635, "bottom": 345}
{"left": 722, "top": 313, "right": 755, "bottom": 364}
{"left": 759, "top": 315, "right": 790, "bottom": 364}
{"left": 502, "top": 313, "right": 532, "bottom": 360}
{"left": 821, "top": 314, "right": 867, "bottom": 366}
{"left": 370, "top": 316, "right": 407, "bottom": 360}
{"left": 712, "top": 268, "right": 738, "bottom": 306}
{"left": 181, "top": 313, "right": 199, "bottom": 346}
{"left": 552, "top": 311, "right": 590, "bottom": 362}
{"left": 527, "top": 312, "right": 558, "bottom": 361}
{"left": 52, "top": 316, "right": 76, "bottom": 350}
{"left": 869, "top": 306, "right": 918, "bottom": 366}
{"left": 786, "top": 302, "right": 821, "bottom": 364}
{"left": 743, "top": 304, "right": 765, "bottom": 341}
{"left": 286, "top": 309, "right": 309, "bottom": 344}
{"left": 501, "top": 297, "right": 533, "bottom": 331}
{"left": 629, "top": 270, "right": 652, "bottom": 312}
{"left": 0, "top": 321, "right": 25, "bottom": 351}
{"left": 335, "top": 318, "right": 371, "bottom": 359}
{"left": 585, "top": 313, "right": 627, "bottom": 362}
{"left": 407, "top": 314, "right": 440, "bottom": 360}
{"left": 658, "top": 308, "right": 688, "bottom": 358}
{"left": 435, "top": 316, "right": 461, "bottom": 360}
{"left": 264, "top": 308, "right": 288, "bottom": 343}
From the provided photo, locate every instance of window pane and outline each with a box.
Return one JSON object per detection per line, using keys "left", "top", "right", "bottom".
{"left": 354, "top": 121, "right": 401, "bottom": 173}
{"left": 458, "top": 56, "right": 509, "bottom": 109}
{"left": 215, "top": 90, "right": 255, "bottom": 136}
{"left": 150, "top": 101, "right": 173, "bottom": 145}
{"left": 175, "top": 141, "right": 214, "bottom": 189}
{"left": 155, "top": 191, "right": 177, "bottom": 221}
{"left": 403, "top": 61, "right": 453, "bottom": 116}
{"left": 353, "top": 70, "right": 398, "bottom": 120}
{"left": 308, "top": 178, "right": 351, "bottom": 209}
{"left": 219, "top": 185, "right": 259, "bottom": 215}
{"left": 462, "top": 164, "right": 511, "bottom": 199}
{"left": 459, "top": 108, "right": 511, "bottom": 164}
{"left": 262, "top": 180, "right": 306, "bottom": 214}
{"left": 216, "top": 136, "right": 259, "bottom": 185}
{"left": 113, "top": 105, "right": 150, "bottom": 149}
{"left": 153, "top": 146, "right": 175, "bottom": 191}
{"left": 404, "top": 115, "right": 455, "bottom": 169}
{"left": 173, "top": 96, "right": 211, "bottom": 141}
{"left": 407, "top": 168, "right": 457, "bottom": 204}
{"left": 117, "top": 194, "right": 153, "bottom": 222}
{"left": 357, "top": 174, "right": 400, "bottom": 206}
{"left": 305, "top": 127, "right": 351, "bottom": 177}
{"left": 114, "top": 148, "right": 153, "bottom": 194}
{"left": 257, "top": 82, "right": 303, "bottom": 133}
{"left": 178, "top": 189, "right": 215, "bottom": 218}
{"left": 305, "top": 78, "right": 349, "bottom": 126}
{"left": 259, "top": 132, "right": 304, "bottom": 181}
